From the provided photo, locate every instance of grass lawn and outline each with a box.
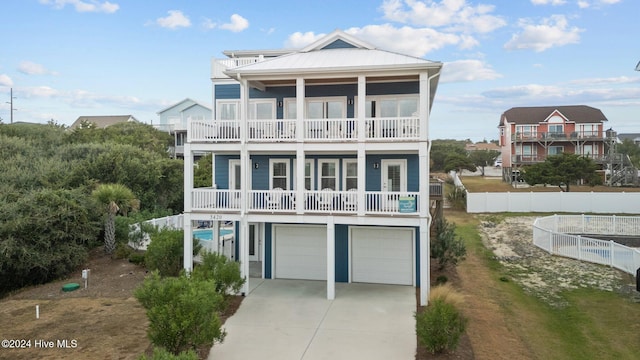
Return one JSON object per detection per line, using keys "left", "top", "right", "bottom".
{"left": 459, "top": 175, "right": 640, "bottom": 193}
{"left": 447, "top": 211, "right": 640, "bottom": 359}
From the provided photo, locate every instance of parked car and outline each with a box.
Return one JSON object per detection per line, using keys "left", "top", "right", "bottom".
{"left": 494, "top": 158, "right": 502, "bottom": 167}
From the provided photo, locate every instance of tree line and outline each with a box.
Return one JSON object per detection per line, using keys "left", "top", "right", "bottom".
{"left": 0, "top": 121, "right": 183, "bottom": 295}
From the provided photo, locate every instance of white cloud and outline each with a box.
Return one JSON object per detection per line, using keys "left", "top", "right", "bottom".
{"left": 441, "top": 59, "right": 502, "bottom": 83}
{"left": 219, "top": 14, "right": 249, "bottom": 32}
{"left": 578, "top": 0, "right": 620, "bottom": 8}
{"left": 350, "top": 25, "right": 471, "bottom": 57}
{"left": 380, "top": 0, "right": 506, "bottom": 34}
{"left": 504, "top": 15, "right": 583, "bottom": 52}
{"left": 202, "top": 18, "right": 216, "bottom": 30}
{"left": 569, "top": 76, "right": 640, "bottom": 85}
{"left": 39, "top": 0, "right": 119, "bottom": 13}
{"left": 0, "top": 74, "right": 13, "bottom": 87}
{"left": 18, "top": 61, "right": 58, "bottom": 76}
{"left": 285, "top": 31, "right": 326, "bottom": 48}
{"left": 531, "top": 0, "right": 566, "bottom": 5}
{"left": 155, "top": 10, "right": 191, "bottom": 30}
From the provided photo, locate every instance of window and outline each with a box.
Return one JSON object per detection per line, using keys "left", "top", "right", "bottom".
{"left": 307, "top": 99, "right": 345, "bottom": 119}
{"left": 548, "top": 124, "right": 563, "bottom": 134}
{"left": 217, "top": 101, "right": 239, "bottom": 120}
{"left": 175, "top": 132, "right": 186, "bottom": 146}
{"left": 361, "top": 96, "right": 418, "bottom": 118}
{"left": 249, "top": 100, "right": 275, "bottom": 120}
{"left": 548, "top": 146, "right": 563, "bottom": 155}
{"left": 343, "top": 159, "right": 358, "bottom": 190}
{"left": 318, "top": 159, "right": 339, "bottom": 190}
{"left": 269, "top": 159, "right": 290, "bottom": 190}
{"left": 516, "top": 125, "right": 536, "bottom": 137}
{"left": 305, "top": 160, "right": 314, "bottom": 190}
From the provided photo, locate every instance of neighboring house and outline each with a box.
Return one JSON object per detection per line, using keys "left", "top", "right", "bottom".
{"left": 498, "top": 105, "right": 609, "bottom": 168}
{"left": 465, "top": 142, "right": 500, "bottom": 152}
{"left": 157, "top": 98, "right": 212, "bottom": 158}
{"left": 183, "top": 30, "right": 443, "bottom": 306}
{"left": 69, "top": 115, "right": 138, "bottom": 129}
{"left": 618, "top": 133, "right": 640, "bottom": 146}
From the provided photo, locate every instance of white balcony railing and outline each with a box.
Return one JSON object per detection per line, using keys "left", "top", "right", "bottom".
{"left": 188, "top": 117, "right": 421, "bottom": 143}
{"left": 211, "top": 57, "right": 263, "bottom": 78}
{"left": 191, "top": 188, "right": 422, "bottom": 215}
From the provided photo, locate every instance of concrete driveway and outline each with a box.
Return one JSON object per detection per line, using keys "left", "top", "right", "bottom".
{"left": 208, "top": 279, "right": 416, "bottom": 360}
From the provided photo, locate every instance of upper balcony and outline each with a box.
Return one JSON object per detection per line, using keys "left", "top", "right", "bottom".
{"left": 512, "top": 131, "right": 603, "bottom": 142}
{"left": 187, "top": 117, "right": 421, "bottom": 143}
{"left": 211, "top": 56, "right": 263, "bottom": 79}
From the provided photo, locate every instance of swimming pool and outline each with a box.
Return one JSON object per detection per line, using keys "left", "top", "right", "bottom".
{"left": 193, "top": 228, "right": 233, "bottom": 241}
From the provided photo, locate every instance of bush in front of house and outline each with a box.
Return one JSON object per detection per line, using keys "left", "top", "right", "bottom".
{"left": 138, "top": 347, "right": 198, "bottom": 360}
{"left": 192, "top": 251, "right": 245, "bottom": 300}
{"left": 144, "top": 229, "right": 201, "bottom": 277}
{"left": 134, "top": 272, "right": 226, "bottom": 355}
{"left": 431, "top": 218, "right": 467, "bottom": 270}
{"left": 416, "top": 284, "right": 468, "bottom": 354}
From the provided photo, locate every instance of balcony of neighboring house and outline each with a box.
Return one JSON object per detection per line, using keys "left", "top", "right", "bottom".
{"left": 187, "top": 117, "right": 421, "bottom": 143}
{"left": 512, "top": 130, "right": 603, "bottom": 142}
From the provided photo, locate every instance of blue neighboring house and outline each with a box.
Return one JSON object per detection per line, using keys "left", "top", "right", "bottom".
{"left": 157, "top": 98, "right": 212, "bottom": 158}
{"left": 183, "top": 30, "right": 443, "bottom": 305}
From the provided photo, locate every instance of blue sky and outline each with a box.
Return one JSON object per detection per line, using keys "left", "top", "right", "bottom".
{"left": 0, "top": 0, "right": 638, "bottom": 141}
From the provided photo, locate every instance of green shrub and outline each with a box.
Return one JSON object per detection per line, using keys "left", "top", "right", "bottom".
{"left": 138, "top": 347, "right": 198, "bottom": 360}
{"left": 416, "top": 299, "right": 468, "bottom": 354}
{"left": 431, "top": 218, "right": 467, "bottom": 270}
{"left": 129, "top": 252, "right": 146, "bottom": 265}
{"left": 435, "top": 275, "right": 448, "bottom": 285}
{"left": 144, "top": 229, "right": 201, "bottom": 277}
{"left": 135, "top": 272, "right": 225, "bottom": 355}
{"left": 192, "top": 252, "right": 246, "bottom": 300}
{"left": 446, "top": 186, "right": 466, "bottom": 210}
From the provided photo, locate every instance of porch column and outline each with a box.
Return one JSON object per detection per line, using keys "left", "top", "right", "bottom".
{"left": 419, "top": 72, "right": 430, "bottom": 141}
{"left": 327, "top": 217, "right": 335, "bottom": 300}
{"left": 357, "top": 147, "right": 366, "bottom": 216}
{"left": 419, "top": 144, "right": 428, "bottom": 218}
{"left": 240, "top": 78, "right": 249, "bottom": 143}
{"left": 211, "top": 151, "right": 216, "bottom": 188}
{"left": 240, "top": 216, "right": 250, "bottom": 295}
{"left": 419, "top": 217, "right": 430, "bottom": 306}
{"left": 296, "top": 77, "right": 305, "bottom": 142}
{"left": 183, "top": 143, "right": 193, "bottom": 273}
{"left": 183, "top": 213, "right": 193, "bottom": 273}
{"left": 296, "top": 147, "right": 305, "bottom": 214}
{"left": 357, "top": 75, "right": 367, "bottom": 213}
{"left": 357, "top": 75, "right": 366, "bottom": 141}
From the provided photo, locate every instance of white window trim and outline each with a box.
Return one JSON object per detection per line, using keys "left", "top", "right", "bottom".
{"left": 269, "top": 159, "right": 290, "bottom": 190}
{"left": 249, "top": 99, "right": 277, "bottom": 120}
{"left": 381, "top": 159, "right": 407, "bottom": 192}
{"left": 354, "top": 94, "right": 419, "bottom": 117}
{"left": 216, "top": 100, "right": 240, "bottom": 120}
{"left": 342, "top": 159, "right": 358, "bottom": 191}
{"left": 318, "top": 159, "right": 339, "bottom": 190}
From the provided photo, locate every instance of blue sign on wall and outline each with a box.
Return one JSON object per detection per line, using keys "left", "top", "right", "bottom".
{"left": 399, "top": 196, "right": 416, "bottom": 213}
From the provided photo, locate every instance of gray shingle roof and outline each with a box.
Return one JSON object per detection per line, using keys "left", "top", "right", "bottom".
{"left": 500, "top": 105, "right": 608, "bottom": 126}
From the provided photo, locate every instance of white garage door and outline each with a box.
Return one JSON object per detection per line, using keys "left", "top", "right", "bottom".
{"left": 351, "top": 227, "right": 413, "bottom": 286}
{"left": 274, "top": 225, "right": 327, "bottom": 280}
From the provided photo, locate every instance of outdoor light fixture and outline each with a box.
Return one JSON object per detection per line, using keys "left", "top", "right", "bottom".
{"left": 348, "top": 99, "right": 354, "bottom": 105}
{"left": 373, "top": 162, "right": 379, "bottom": 169}
{"left": 277, "top": 101, "right": 283, "bottom": 108}
{"left": 254, "top": 162, "right": 259, "bottom": 169}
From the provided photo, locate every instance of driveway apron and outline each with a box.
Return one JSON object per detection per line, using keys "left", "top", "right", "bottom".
{"left": 208, "top": 279, "right": 415, "bottom": 360}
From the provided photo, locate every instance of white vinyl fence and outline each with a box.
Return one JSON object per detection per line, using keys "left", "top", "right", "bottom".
{"left": 128, "top": 214, "right": 183, "bottom": 250}
{"left": 533, "top": 214, "right": 640, "bottom": 276}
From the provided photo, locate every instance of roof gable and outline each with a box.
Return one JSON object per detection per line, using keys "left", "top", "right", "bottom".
{"left": 301, "top": 29, "right": 375, "bottom": 52}
{"left": 157, "top": 98, "right": 211, "bottom": 115}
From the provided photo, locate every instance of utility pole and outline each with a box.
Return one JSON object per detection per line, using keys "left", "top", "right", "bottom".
{"left": 6, "top": 88, "right": 16, "bottom": 123}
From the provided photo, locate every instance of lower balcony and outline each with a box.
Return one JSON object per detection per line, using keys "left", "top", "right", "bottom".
{"left": 191, "top": 189, "right": 425, "bottom": 215}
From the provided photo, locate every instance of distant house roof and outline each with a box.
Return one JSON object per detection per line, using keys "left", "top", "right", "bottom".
{"left": 618, "top": 133, "right": 640, "bottom": 143}
{"left": 157, "top": 98, "right": 211, "bottom": 115}
{"left": 465, "top": 143, "right": 500, "bottom": 152}
{"left": 499, "top": 105, "right": 608, "bottom": 126}
{"left": 69, "top": 115, "right": 138, "bottom": 129}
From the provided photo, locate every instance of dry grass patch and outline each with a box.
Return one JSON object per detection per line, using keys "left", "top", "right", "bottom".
{"left": 460, "top": 175, "right": 640, "bottom": 193}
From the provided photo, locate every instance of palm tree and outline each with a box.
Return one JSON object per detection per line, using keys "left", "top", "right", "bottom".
{"left": 92, "top": 183, "right": 139, "bottom": 254}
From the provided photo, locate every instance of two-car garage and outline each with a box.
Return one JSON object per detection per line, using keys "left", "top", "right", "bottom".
{"left": 272, "top": 224, "right": 414, "bottom": 286}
